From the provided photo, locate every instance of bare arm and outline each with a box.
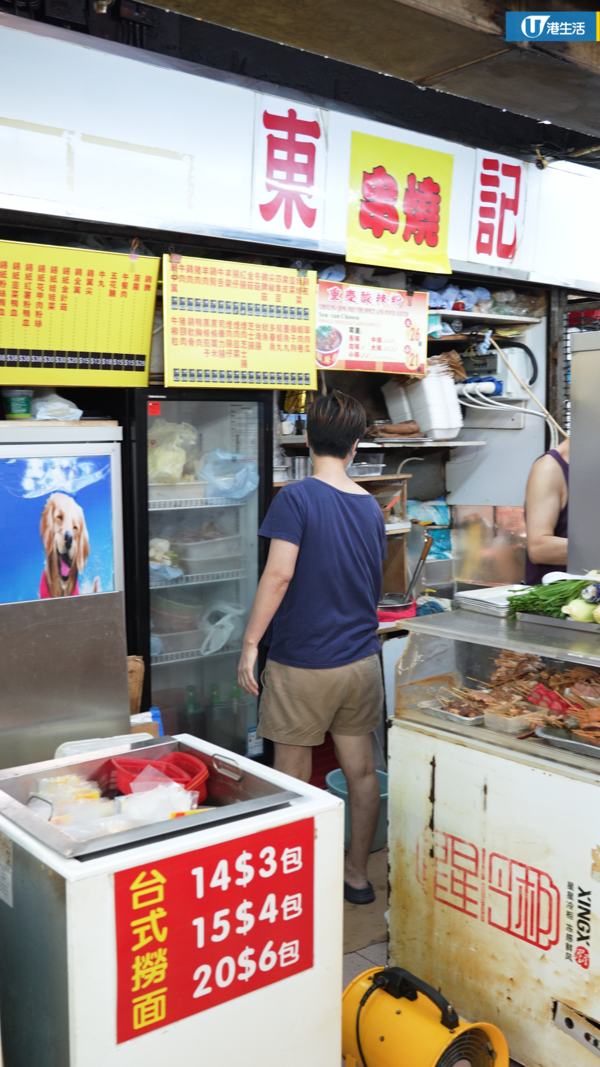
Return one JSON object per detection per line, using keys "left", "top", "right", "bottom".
{"left": 525, "top": 456, "right": 568, "bottom": 565}
{"left": 237, "top": 538, "right": 300, "bottom": 696}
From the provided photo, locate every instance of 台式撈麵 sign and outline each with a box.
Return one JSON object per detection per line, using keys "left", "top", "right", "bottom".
{"left": 114, "top": 818, "right": 314, "bottom": 1043}
{"left": 316, "top": 281, "right": 427, "bottom": 376}
{"left": 163, "top": 255, "right": 318, "bottom": 389}
{"left": 0, "top": 241, "right": 159, "bottom": 385}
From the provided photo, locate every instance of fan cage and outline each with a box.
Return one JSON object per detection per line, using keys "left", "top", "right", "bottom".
{"left": 436, "top": 1026, "right": 496, "bottom": 1067}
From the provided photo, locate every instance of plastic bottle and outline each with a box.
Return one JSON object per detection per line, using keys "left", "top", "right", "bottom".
{"left": 230, "top": 678, "right": 241, "bottom": 743}
{"left": 210, "top": 683, "right": 220, "bottom": 705}
{"left": 149, "top": 705, "right": 164, "bottom": 737}
{"left": 185, "top": 685, "right": 197, "bottom": 716}
{"left": 185, "top": 686, "right": 203, "bottom": 737}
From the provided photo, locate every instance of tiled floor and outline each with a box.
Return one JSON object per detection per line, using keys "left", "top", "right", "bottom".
{"left": 342, "top": 939, "right": 387, "bottom": 988}
{"left": 343, "top": 847, "right": 388, "bottom": 954}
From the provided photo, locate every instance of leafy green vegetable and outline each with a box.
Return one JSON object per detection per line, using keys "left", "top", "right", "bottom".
{"left": 507, "top": 580, "right": 590, "bottom": 619}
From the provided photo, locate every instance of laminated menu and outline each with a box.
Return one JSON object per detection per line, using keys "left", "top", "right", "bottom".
{"left": 316, "top": 280, "right": 427, "bottom": 375}
{"left": 0, "top": 239, "right": 159, "bottom": 385}
{"left": 163, "top": 255, "right": 318, "bottom": 389}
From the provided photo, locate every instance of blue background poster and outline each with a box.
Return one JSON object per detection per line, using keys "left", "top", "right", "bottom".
{"left": 0, "top": 455, "right": 114, "bottom": 604}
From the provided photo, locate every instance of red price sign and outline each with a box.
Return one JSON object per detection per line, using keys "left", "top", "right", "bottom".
{"left": 115, "top": 818, "right": 314, "bottom": 1043}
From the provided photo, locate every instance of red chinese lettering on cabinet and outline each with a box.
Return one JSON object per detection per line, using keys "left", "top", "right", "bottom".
{"left": 417, "top": 827, "right": 560, "bottom": 951}
{"left": 115, "top": 819, "right": 314, "bottom": 1043}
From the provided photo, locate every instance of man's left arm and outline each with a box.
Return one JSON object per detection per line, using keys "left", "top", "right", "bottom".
{"left": 237, "top": 538, "right": 300, "bottom": 696}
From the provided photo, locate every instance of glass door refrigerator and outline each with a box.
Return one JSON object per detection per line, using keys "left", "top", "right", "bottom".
{"left": 127, "top": 389, "right": 273, "bottom": 758}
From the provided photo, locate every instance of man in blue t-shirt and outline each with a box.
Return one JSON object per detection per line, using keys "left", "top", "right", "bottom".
{"left": 238, "top": 391, "right": 386, "bottom": 904}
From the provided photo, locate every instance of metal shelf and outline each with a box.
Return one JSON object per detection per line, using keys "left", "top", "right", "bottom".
{"left": 278, "top": 437, "right": 486, "bottom": 450}
{"left": 150, "top": 568, "right": 245, "bottom": 590}
{"left": 151, "top": 645, "right": 242, "bottom": 666}
{"left": 273, "top": 473, "right": 412, "bottom": 487}
{"left": 436, "top": 310, "right": 541, "bottom": 326}
{"left": 148, "top": 497, "right": 244, "bottom": 511}
{"left": 364, "top": 440, "right": 487, "bottom": 449}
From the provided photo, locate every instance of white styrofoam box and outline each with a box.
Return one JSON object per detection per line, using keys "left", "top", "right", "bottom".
{"left": 405, "top": 370, "right": 463, "bottom": 440}
{"left": 381, "top": 380, "right": 413, "bottom": 423}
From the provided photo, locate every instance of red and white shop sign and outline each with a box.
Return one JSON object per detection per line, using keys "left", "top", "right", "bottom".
{"left": 251, "top": 94, "right": 328, "bottom": 241}
{"left": 114, "top": 818, "right": 314, "bottom": 1043}
{"left": 468, "top": 150, "right": 526, "bottom": 266}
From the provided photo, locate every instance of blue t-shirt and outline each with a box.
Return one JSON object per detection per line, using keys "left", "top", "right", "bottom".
{"left": 259, "top": 478, "right": 387, "bottom": 669}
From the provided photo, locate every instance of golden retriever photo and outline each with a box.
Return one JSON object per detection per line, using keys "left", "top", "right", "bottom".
{"left": 39, "top": 492, "right": 100, "bottom": 598}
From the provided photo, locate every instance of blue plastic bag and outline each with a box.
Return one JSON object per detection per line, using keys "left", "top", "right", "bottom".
{"left": 200, "top": 450, "right": 259, "bottom": 500}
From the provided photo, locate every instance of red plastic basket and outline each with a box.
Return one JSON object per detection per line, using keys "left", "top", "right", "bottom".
{"left": 95, "top": 759, "right": 121, "bottom": 797}
{"left": 160, "top": 752, "right": 210, "bottom": 803}
{"left": 95, "top": 757, "right": 191, "bottom": 796}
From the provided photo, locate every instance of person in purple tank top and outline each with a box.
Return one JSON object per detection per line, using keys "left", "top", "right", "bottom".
{"left": 525, "top": 438, "right": 570, "bottom": 585}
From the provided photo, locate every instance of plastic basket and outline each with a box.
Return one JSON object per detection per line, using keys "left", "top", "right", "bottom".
{"left": 160, "top": 752, "right": 209, "bottom": 802}
{"left": 96, "top": 757, "right": 191, "bottom": 796}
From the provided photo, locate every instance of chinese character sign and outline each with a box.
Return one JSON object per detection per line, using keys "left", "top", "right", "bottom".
{"left": 115, "top": 819, "right": 314, "bottom": 1043}
{"left": 347, "top": 133, "right": 454, "bottom": 272}
{"left": 163, "top": 255, "right": 317, "bottom": 389}
{"left": 416, "top": 827, "right": 560, "bottom": 952}
{"left": 0, "top": 241, "right": 159, "bottom": 385}
{"left": 316, "top": 281, "right": 427, "bottom": 376}
{"left": 468, "top": 151, "right": 526, "bottom": 267}
{"left": 251, "top": 94, "right": 328, "bottom": 241}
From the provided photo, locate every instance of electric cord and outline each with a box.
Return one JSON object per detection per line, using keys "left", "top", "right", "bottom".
{"left": 356, "top": 976, "right": 385, "bottom": 1067}
{"left": 493, "top": 339, "right": 538, "bottom": 386}
{"left": 457, "top": 387, "right": 559, "bottom": 449}
{"left": 458, "top": 329, "right": 538, "bottom": 386}
{"left": 471, "top": 386, "right": 559, "bottom": 447}
{"left": 490, "top": 337, "right": 566, "bottom": 439}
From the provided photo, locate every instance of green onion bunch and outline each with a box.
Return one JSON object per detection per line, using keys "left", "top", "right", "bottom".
{"left": 508, "top": 580, "right": 590, "bottom": 619}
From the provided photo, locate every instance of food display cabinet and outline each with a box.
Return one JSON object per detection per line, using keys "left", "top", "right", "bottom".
{"left": 0, "top": 735, "right": 342, "bottom": 1067}
{"left": 126, "top": 390, "right": 273, "bottom": 758}
{"left": 388, "top": 611, "right": 600, "bottom": 1067}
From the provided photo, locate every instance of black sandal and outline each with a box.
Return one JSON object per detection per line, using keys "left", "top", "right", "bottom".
{"left": 344, "top": 880, "right": 375, "bottom": 905}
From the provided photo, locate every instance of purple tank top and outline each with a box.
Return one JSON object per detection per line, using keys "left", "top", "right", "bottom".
{"left": 525, "top": 449, "right": 569, "bottom": 585}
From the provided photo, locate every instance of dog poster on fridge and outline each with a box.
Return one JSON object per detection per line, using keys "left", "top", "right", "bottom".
{"left": 0, "top": 455, "right": 114, "bottom": 603}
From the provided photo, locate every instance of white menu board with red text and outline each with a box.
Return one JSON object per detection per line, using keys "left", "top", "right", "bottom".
{"left": 316, "top": 281, "right": 427, "bottom": 376}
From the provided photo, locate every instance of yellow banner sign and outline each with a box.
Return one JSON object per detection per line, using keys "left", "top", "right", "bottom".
{"left": 0, "top": 241, "right": 159, "bottom": 385}
{"left": 347, "top": 133, "right": 454, "bottom": 273}
{"left": 163, "top": 255, "right": 318, "bottom": 389}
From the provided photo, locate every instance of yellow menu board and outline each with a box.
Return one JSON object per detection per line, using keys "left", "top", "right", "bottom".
{"left": 0, "top": 241, "right": 160, "bottom": 385}
{"left": 163, "top": 255, "right": 318, "bottom": 389}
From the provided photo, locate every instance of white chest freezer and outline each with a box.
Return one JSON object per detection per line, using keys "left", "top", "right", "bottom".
{"left": 0, "top": 736, "right": 343, "bottom": 1067}
{"left": 388, "top": 612, "right": 600, "bottom": 1067}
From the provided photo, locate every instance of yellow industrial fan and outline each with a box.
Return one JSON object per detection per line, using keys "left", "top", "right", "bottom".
{"left": 342, "top": 966, "right": 509, "bottom": 1067}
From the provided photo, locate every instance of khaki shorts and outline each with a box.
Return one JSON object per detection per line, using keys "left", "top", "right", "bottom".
{"left": 257, "top": 654, "right": 383, "bottom": 747}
